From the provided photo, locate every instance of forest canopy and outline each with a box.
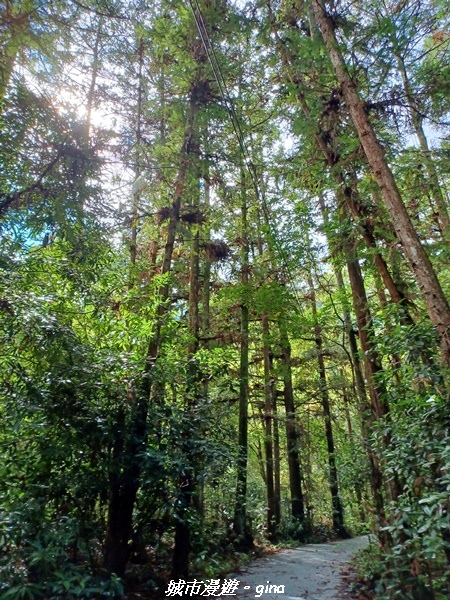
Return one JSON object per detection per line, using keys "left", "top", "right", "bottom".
{"left": 1, "top": 0, "right": 450, "bottom": 598}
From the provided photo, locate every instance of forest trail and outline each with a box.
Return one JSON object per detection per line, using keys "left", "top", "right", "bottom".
{"left": 222, "top": 535, "right": 371, "bottom": 600}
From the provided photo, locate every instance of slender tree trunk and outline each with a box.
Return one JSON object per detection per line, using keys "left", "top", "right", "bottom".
{"left": 341, "top": 370, "right": 367, "bottom": 523}
{"left": 309, "top": 277, "right": 347, "bottom": 536}
{"left": 313, "top": 0, "right": 450, "bottom": 365}
{"left": 317, "top": 190, "right": 390, "bottom": 545}
{"left": 172, "top": 211, "right": 200, "bottom": 578}
{"left": 346, "top": 252, "right": 394, "bottom": 545}
{"left": 278, "top": 318, "right": 307, "bottom": 535}
{"left": 272, "top": 392, "right": 281, "bottom": 527}
{"left": 318, "top": 194, "right": 370, "bottom": 405}
{"left": 202, "top": 174, "right": 211, "bottom": 340}
{"left": 341, "top": 181, "right": 414, "bottom": 320}
{"left": 347, "top": 245, "right": 404, "bottom": 494}
{"left": 267, "top": 6, "right": 414, "bottom": 321}
{"left": 103, "top": 83, "right": 200, "bottom": 577}
{"left": 130, "top": 38, "right": 143, "bottom": 267}
{"left": 233, "top": 168, "right": 252, "bottom": 549}
{"left": 262, "top": 311, "right": 276, "bottom": 539}
{"left": 345, "top": 255, "right": 388, "bottom": 417}
{"left": 85, "top": 17, "right": 103, "bottom": 144}
{"left": 396, "top": 54, "right": 450, "bottom": 236}
{"left": 320, "top": 194, "right": 393, "bottom": 545}
{"left": 255, "top": 206, "right": 277, "bottom": 539}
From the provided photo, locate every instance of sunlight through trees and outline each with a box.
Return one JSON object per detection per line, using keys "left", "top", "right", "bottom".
{"left": 1, "top": 0, "right": 450, "bottom": 598}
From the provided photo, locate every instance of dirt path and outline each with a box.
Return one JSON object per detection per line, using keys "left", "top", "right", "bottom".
{"left": 220, "top": 536, "right": 371, "bottom": 600}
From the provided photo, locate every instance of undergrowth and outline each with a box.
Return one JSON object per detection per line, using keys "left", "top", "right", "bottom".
{"left": 350, "top": 540, "right": 450, "bottom": 600}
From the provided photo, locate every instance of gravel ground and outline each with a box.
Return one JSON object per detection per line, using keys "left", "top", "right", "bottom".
{"left": 219, "top": 536, "right": 372, "bottom": 600}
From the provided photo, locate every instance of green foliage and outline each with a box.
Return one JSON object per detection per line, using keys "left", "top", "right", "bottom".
{"left": 0, "top": 515, "right": 124, "bottom": 598}
{"left": 2, "top": 0, "right": 450, "bottom": 596}
{"left": 0, "top": 84, "right": 105, "bottom": 237}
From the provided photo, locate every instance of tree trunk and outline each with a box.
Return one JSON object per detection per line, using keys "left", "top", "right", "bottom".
{"left": 313, "top": 0, "right": 450, "bottom": 366}
{"left": 103, "top": 82, "right": 200, "bottom": 577}
{"left": 309, "top": 277, "right": 347, "bottom": 536}
{"left": 342, "top": 370, "right": 367, "bottom": 523}
{"left": 202, "top": 173, "right": 211, "bottom": 341}
{"left": 347, "top": 252, "right": 394, "bottom": 541}
{"left": 396, "top": 54, "right": 450, "bottom": 236}
{"left": 278, "top": 317, "right": 307, "bottom": 535}
{"left": 262, "top": 311, "right": 277, "bottom": 540}
{"left": 272, "top": 392, "right": 282, "bottom": 527}
{"left": 233, "top": 168, "right": 252, "bottom": 550}
{"left": 85, "top": 17, "right": 103, "bottom": 144}
{"left": 340, "top": 181, "right": 414, "bottom": 321}
{"left": 130, "top": 38, "right": 143, "bottom": 267}
{"left": 171, "top": 217, "right": 200, "bottom": 578}
{"left": 317, "top": 196, "right": 390, "bottom": 546}
{"left": 255, "top": 205, "right": 277, "bottom": 540}
{"left": 267, "top": 7, "right": 414, "bottom": 320}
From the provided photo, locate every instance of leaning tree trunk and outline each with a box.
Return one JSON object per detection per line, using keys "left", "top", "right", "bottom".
{"left": 317, "top": 195, "right": 390, "bottom": 545}
{"left": 313, "top": 0, "right": 450, "bottom": 366}
{"left": 268, "top": 6, "right": 414, "bottom": 323}
{"left": 395, "top": 54, "right": 450, "bottom": 237}
{"left": 346, "top": 250, "right": 393, "bottom": 546}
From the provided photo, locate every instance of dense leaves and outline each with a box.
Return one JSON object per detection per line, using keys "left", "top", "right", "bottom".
{"left": 1, "top": 0, "right": 450, "bottom": 598}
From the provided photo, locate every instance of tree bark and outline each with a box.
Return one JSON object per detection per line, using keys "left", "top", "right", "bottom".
{"left": 395, "top": 54, "right": 450, "bottom": 236}
{"left": 103, "top": 82, "right": 200, "bottom": 577}
{"left": 309, "top": 277, "right": 347, "bottom": 536}
{"left": 346, "top": 252, "right": 394, "bottom": 544}
{"left": 278, "top": 317, "right": 307, "bottom": 535}
{"left": 262, "top": 311, "right": 277, "bottom": 539}
{"left": 129, "top": 38, "right": 143, "bottom": 267}
{"left": 267, "top": 5, "right": 414, "bottom": 320}
{"left": 255, "top": 205, "right": 277, "bottom": 540}
{"left": 171, "top": 217, "right": 200, "bottom": 578}
{"left": 85, "top": 17, "right": 103, "bottom": 144}
{"left": 317, "top": 195, "right": 389, "bottom": 543}
{"left": 313, "top": 0, "right": 450, "bottom": 366}
{"left": 233, "top": 168, "right": 252, "bottom": 550}
{"left": 272, "top": 392, "right": 282, "bottom": 527}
